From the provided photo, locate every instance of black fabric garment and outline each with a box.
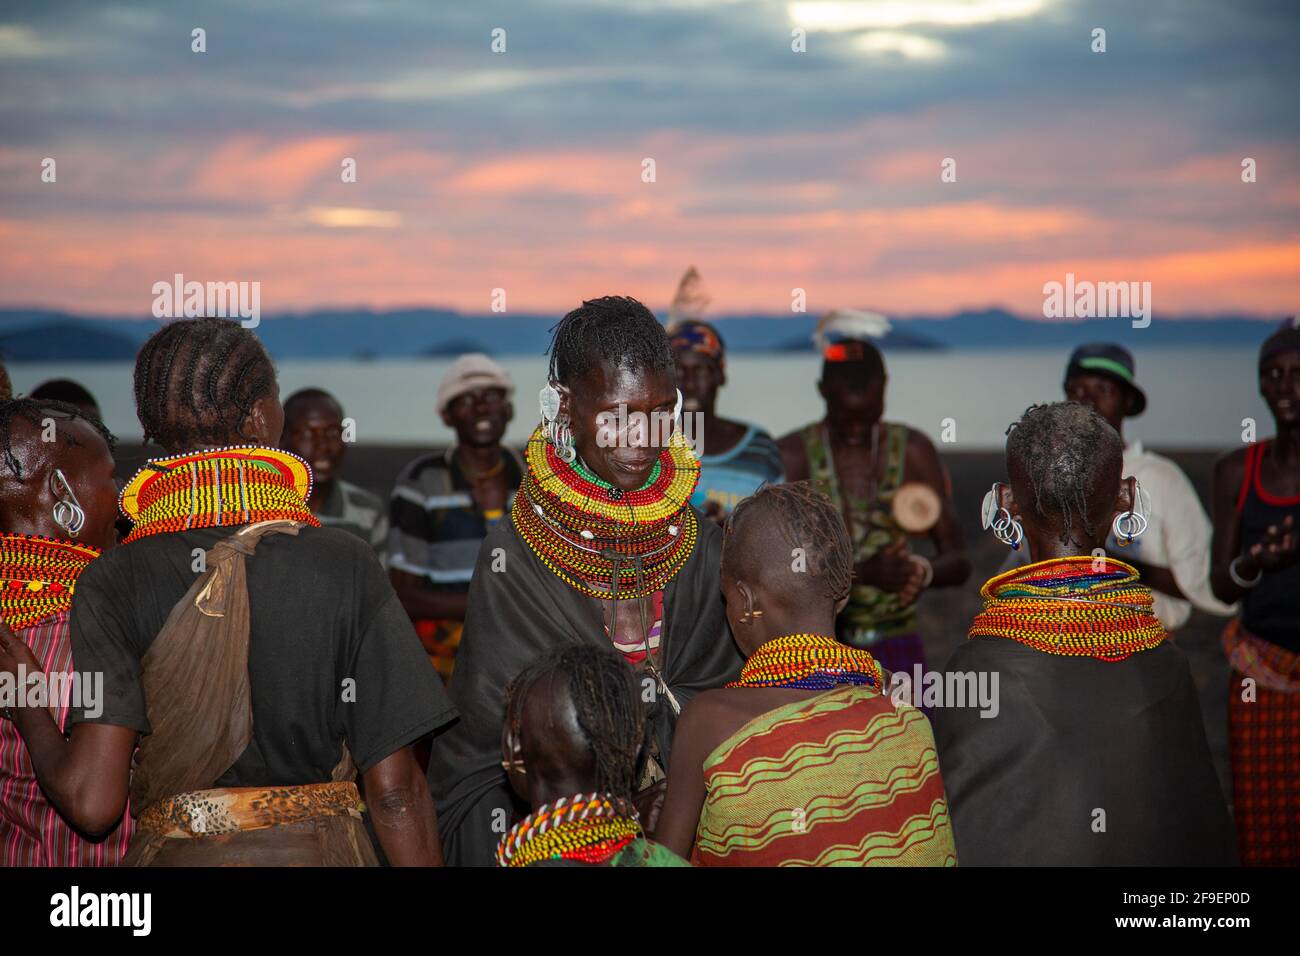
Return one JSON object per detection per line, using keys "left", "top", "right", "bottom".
{"left": 69, "top": 525, "right": 456, "bottom": 781}
{"left": 933, "top": 637, "right": 1236, "bottom": 866}
{"left": 427, "top": 508, "right": 741, "bottom": 866}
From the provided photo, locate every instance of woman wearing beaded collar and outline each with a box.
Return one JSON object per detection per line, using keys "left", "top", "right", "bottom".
{"left": 656, "top": 482, "right": 956, "bottom": 866}
{"left": 0, "top": 397, "right": 134, "bottom": 866}
{"left": 0, "top": 318, "right": 455, "bottom": 867}
{"left": 428, "top": 296, "right": 741, "bottom": 866}
{"left": 934, "top": 402, "right": 1235, "bottom": 866}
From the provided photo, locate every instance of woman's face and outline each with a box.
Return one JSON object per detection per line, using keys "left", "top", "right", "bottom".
{"left": 563, "top": 361, "right": 677, "bottom": 491}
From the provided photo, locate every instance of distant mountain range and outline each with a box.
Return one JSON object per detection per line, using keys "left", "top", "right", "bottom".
{"left": 7, "top": 307, "right": 1279, "bottom": 362}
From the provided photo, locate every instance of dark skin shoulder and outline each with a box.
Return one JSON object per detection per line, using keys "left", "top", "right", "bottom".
{"left": 654, "top": 684, "right": 829, "bottom": 857}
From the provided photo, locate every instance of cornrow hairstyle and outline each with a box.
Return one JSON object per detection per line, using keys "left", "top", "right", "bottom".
{"left": 504, "top": 643, "right": 648, "bottom": 801}
{"left": 723, "top": 481, "right": 854, "bottom": 602}
{"left": 0, "top": 398, "right": 117, "bottom": 482}
{"left": 546, "top": 296, "right": 675, "bottom": 387}
{"left": 1005, "top": 401, "right": 1123, "bottom": 547}
{"left": 133, "top": 318, "right": 277, "bottom": 450}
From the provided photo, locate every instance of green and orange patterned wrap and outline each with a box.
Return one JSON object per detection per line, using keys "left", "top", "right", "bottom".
{"left": 692, "top": 686, "right": 957, "bottom": 866}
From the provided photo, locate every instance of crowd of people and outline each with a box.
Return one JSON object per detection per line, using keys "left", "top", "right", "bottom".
{"left": 0, "top": 297, "right": 1295, "bottom": 867}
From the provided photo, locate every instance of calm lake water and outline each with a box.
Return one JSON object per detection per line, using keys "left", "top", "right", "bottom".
{"left": 14, "top": 346, "right": 1268, "bottom": 450}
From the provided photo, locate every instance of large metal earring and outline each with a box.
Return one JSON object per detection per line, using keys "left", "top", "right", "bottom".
{"left": 1112, "top": 479, "right": 1149, "bottom": 547}
{"left": 539, "top": 383, "right": 575, "bottom": 463}
{"left": 672, "top": 388, "right": 683, "bottom": 428}
{"left": 51, "top": 469, "right": 86, "bottom": 538}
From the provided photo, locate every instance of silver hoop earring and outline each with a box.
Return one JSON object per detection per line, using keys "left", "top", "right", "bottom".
{"left": 672, "top": 388, "right": 683, "bottom": 428}
{"left": 539, "top": 383, "right": 576, "bottom": 463}
{"left": 51, "top": 469, "right": 86, "bottom": 538}
{"left": 1112, "top": 480, "right": 1149, "bottom": 547}
{"left": 994, "top": 515, "right": 1023, "bottom": 550}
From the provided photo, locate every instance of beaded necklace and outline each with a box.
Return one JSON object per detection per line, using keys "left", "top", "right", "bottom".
{"left": 495, "top": 792, "right": 643, "bottom": 867}
{"left": 0, "top": 533, "right": 100, "bottom": 630}
{"left": 120, "top": 446, "right": 320, "bottom": 543}
{"left": 511, "top": 425, "right": 700, "bottom": 600}
{"left": 729, "top": 633, "right": 884, "bottom": 690}
{"left": 969, "top": 556, "right": 1165, "bottom": 661}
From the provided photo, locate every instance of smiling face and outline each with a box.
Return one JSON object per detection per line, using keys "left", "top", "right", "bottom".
{"left": 1261, "top": 350, "right": 1300, "bottom": 429}
{"left": 443, "top": 386, "right": 512, "bottom": 449}
{"left": 281, "top": 394, "right": 345, "bottom": 486}
{"left": 562, "top": 360, "right": 677, "bottom": 491}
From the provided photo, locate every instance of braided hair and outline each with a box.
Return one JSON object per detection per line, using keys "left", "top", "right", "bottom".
{"left": 133, "top": 318, "right": 276, "bottom": 450}
{"left": 0, "top": 398, "right": 116, "bottom": 482}
{"left": 1006, "top": 401, "right": 1123, "bottom": 546}
{"left": 547, "top": 296, "right": 674, "bottom": 387}
{"left": 723, "top": 481, "right": 854, "bottom": 602}
{"left": 504, "top": 643, "right": 648, "bottom": 801}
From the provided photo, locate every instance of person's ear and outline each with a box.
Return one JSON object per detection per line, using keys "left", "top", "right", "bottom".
{"left": 716, "top": 362, "right": 727, "bottom": 389}
{"left": 440, "top": 407, "right": 454, "bottom": 429}
{"left": 834, "top": 593, "right": 850, "bottom": 615}
{"left": 555, "top": 382, "right": 573, "bottom": 420}
{"left": 1116, "top": 474, "right": 1137, "bottom": 517}
{"left": 997, "top": 482, "right": 1018, "bottom": 518}
{"left": 242, "top": 396, "right": 276, "bottom": 445}
{"left": 503, "top": 400, "right": 514, "bottom": 424}
{"left": 735, "top": 579, "right": 757, "bottom": 617}
{"left": 816, "top": 379, "right": 827, "bottom": 401}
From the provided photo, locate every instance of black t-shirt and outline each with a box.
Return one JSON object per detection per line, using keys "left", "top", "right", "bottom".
{"left": 69, "top": 525, "right": 457, "bottom": 784}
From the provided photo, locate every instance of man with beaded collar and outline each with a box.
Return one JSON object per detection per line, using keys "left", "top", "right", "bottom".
{"left": 0, "top": 318, "right": 455, "bottom": 866}
{"left": 428, "top": 296, "right": 742, "bottom": 866}
{"left": 933, "top": 402, "right": 1235, "bottom": 865}
{"left": 0, "top": 398, "right": 133, "bottom": 865}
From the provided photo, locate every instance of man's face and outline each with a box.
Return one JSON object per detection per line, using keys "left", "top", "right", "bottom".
{"left": 442, "top": 387, "right": 512, "bottom": 448}
{"left": 674, "top": 350, "right": 722, "bottom": 414}
{"left": 819, "top": 371, "right": 885, "bottom": 446}
{"left": 281, "top": 399, "right": 345, "bottom": 486}
{"left": 1260, "top": 351, "right": 1300, "bottom": 428}
{"left": 566, "top": 362, "right": 677, "bottom": 491}
{"left": 1065, "top": 372, "right": 1128, "bottom": 431}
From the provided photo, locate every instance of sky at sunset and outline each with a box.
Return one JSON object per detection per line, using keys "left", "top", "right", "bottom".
{"left": 2, "top": 0, "right": 1297, "bottom": 319}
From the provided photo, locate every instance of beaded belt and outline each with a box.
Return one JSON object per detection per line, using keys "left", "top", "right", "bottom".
{"left": 136, "top": 781, "right": 364, "bottom": 838}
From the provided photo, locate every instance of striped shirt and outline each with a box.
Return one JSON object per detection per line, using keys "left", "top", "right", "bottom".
{"left": 0, "top": 610, "right": 133, "bottom": 866}
{"left": 315, "top": 478, "right": 388, "bottom": 563}
{"left": 388, "top": 447, "right": 524, "bottom": 589}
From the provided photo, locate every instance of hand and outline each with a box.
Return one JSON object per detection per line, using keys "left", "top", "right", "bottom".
{"left": 634, "top": 779, "right": 668, "bottom": 836}
{"left": 896, "top": 557, "right": 928, "bottom": 608}
{"left": 1245, "top": 515, "right": 1299, "bottom": 574}
{"left": 855, "top": 539, "right": 917, "bottom": 594}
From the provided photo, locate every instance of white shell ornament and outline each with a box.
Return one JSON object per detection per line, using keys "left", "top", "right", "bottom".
{"left": 539, "top": 384, "right": 561, "bottom": 422}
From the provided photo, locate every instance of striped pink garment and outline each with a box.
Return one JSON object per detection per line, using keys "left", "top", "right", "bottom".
{"left": 0, "top": 609, "right": 133, "bottom": 866}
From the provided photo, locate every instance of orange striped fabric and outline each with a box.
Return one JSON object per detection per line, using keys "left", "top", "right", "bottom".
{"left": 692, "top": 686, "right": 956, "bottom": 867}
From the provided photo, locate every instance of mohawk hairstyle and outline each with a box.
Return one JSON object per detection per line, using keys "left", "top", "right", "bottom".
{"left": 723, "top": 481, "right": 854, "bottom": 602}
{"left": 1005, "top": 401, "right": 1122, "bottom": 546}
{"left": 133, "top": 318, "right": 276, "bottom": 450}
{"left": 547, "top": 296, "right": 674, "bottom": 387}
{"left": 0, "top": 398, "right": 116, "bottom": 482}
{"left": 504, "top": 642, "right": 648, "bottom": 801}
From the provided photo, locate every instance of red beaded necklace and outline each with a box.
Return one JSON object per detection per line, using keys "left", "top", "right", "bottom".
{"left": 0, "top": 532, "right": 100, "bottom": 630}
{"left": 120, "top": 445, "right": 319, "bottom": 543}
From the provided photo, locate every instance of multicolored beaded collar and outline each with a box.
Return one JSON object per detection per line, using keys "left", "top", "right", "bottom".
{"left": 729, "top": 633, "right": 884, "bottom": 690}
{"left": 496, "top": 793, "right": 643, "bottom": 867}
{"left": 511, "top": 425, "right": 700, "bottom": 600}
{"left": 120, "top": 445, "right": 319, "bottom": 543}
{"left": 0, "top": 533, "right": 100, "bottom": 630}
{"left": 969, "top": 556, "right": 1165, "bottom": 661}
